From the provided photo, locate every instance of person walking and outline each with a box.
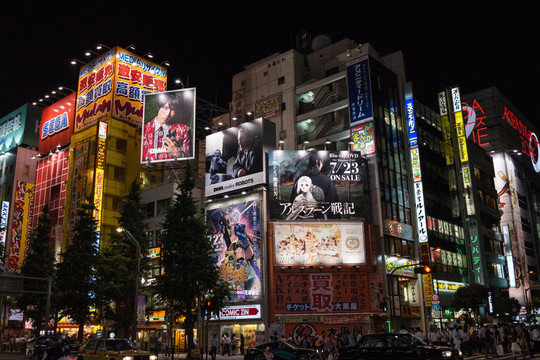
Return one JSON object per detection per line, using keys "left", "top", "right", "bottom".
{"left": 210, "top": 333, "right": 219, "bottom": 360}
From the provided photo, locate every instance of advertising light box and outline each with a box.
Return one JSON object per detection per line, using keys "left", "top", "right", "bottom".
{"left": 39, "top": 93, "right": 75, "bottom": 153}
{"left": 75, "top": 47, "right": 167, "bottom": 132}
{"left": 206, "top": 197, "right": 262, "bottom": 301}
{"left": 205, "top": 118, "right": 275, "bottom": 197}
{"left": 268, "top": 150, "right": 367, "bottom": 220}
{"left": 0, "top": 104, "right": 40, "bottom": 152}
{"left": 272, "top": 223, "right": 365, "bottom": 266}
{"left": 141, "top": 88, "right": 196, "bottom": 163}
{"left": 346, "top": 56, "right": 373, "bottom": 126}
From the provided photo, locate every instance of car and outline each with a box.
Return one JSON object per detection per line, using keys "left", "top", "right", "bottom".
{"left": 337, "top": 333, "right": 462, "bottom": 360}
{"left": 77, "top": 338, "right": 157, "bottom": 360}
{"left": 245, "top": 341, "right": 318, "bottom": 360}
{"left": 31, "top": 336, "right": 58, "bottom": 360}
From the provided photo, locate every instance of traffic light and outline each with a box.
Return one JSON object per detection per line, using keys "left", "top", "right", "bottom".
{"left": 379, "top": 300, "right": 388, "bottom": 312}
{"left": 414, "top": 265, "right": 432, "bottom": 274}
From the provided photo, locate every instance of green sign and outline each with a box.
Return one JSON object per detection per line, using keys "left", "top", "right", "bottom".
{"left": 443, "top": 307, "right": 454, "bottom": 319}
{"left": 0, "top": 104, "right": 40, "bottom": 152}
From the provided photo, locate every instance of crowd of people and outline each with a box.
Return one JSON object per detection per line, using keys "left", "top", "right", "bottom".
{"left": 420, "top": 323, "right": 540, "bottom": 359}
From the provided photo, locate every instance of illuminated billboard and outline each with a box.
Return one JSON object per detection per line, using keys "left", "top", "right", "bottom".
{"left": 8, "top": 181, "right": 35, "bottom": 272}
{"left": 272, "top": 223, "right": 365, "bottom": 265}
{"left": 206, "top": 197, "right": 262, "bottom": 301}
{"left": 39, "top": 93, "right": 75, "bottom": 153}
{"left": 93, "top": 122, "right": 107, "bottom": 236}
{"left": 255, "top": 95, "right": 280, "bottom": 118}
{"left": 273, "top": 271, "right": 371, "bottom": 314}
{"left": 75, "top": 47, "right": 167, "bottom": 132}
{"left": 268, "top": 150, "right": 367, "bottom": 220}
{"left": 205, "top": 118, "right": 275, "bottom": 197}
{"left": 0, "top": 104, "right": 40, "bottom": 152}
{"left": 350, "top": 121, "right": 375, "bottom": 157}
{"left": 141, "top": 88, "right": 196, "bottom": 163}
{"left": 346, "top": 56, "right": 373, "bottom": 126}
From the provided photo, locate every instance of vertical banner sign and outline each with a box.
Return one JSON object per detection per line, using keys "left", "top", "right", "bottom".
{"left": 503, "top": 225, "right": 516, "bottom": 287}
{"left": 8, "top": 182, "right": 35, "bottom": 272}
{"left": 137, "top": 294, "right": 146, "bottom": 323}
{"left": 404, "top": 85, "right": 428, "bottom": 244}
{"left": 451, "top": 87, "right": 475, "bottom": 216}
{"left": 346, "top": 56, "right": 373, "bottom": 126}
{"left": 0, "top": 201, "right": 9, "bottom": 247}
{"left": 94, "top": 122, "right": 108, "bottom": 238}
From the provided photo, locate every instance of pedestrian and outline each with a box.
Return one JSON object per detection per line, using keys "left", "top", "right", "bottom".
{"left": 484, "top": 324, "right": 498, "bottom": 358}
{"left": 520, "top": 323, "right": 532, "bottom": 357}
{"left": 240, "top": 333, "right": 245, "bottom": 355}
{"left": 210, "top": 333, "right": 218, "bottom": 360}
{"left": 429, "top": 328, "right": 440, "bottom": 345}
{"left": 532, "top": 325, "right": 540, "bottom": 354}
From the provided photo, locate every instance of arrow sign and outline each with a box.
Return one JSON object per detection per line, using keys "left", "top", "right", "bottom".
{"left": 213, "top": 305, "right": 262, "bottom": 320}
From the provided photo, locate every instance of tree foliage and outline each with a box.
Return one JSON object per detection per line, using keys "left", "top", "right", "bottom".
{"left": 452, "top": 283, "right": 489, "bottom": 319}
{"left": 19, "top": 204, "right": 56, "bottom": 334}
{"left": 55, "top": 201, "right": 99, "bottom": 341}
{"left": 96, "top": 180, "right": 148, "bottom": 335}
{"left": 153, "top": 162, "right": 230, "bottom": 353}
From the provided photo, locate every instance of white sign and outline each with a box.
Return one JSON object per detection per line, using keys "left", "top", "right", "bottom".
{"left": 212, "top": 305, "right": 261, "bottom": 320}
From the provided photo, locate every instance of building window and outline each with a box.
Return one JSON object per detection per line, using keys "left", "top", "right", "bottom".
{"left": 113, "top": 166, "right": 126, "bottom": 181}
{"left": 115, "top": 138, "right": 127, "bottom": 153}
{"left": 241, "top": 79, "right": 246, "bottom": 86}
{"left": 263, "top": 71, "right": 268, "bottom": 77}
{"left": 281, "top": 102, "right": 286, "bottom": 111}
{"left": 157, "top": 198, "right": 170, "bottom": 216}
{"left": 24, "top": 165, "right": 29, "bottom": 175}
{"left": 278, "top": 76, "right": 285, "bottom": 85}
{"left": 112, "top": 195, "right": 123, "bottom": 211}
{"left": 145, "top": 202, "right": 155, "bottom": 218}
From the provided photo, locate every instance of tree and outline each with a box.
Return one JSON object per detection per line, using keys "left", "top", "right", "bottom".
{"left": 56, "top": 201, "right": 99, "bottom": 341}
{"left": 496, "top": 295, "right": 520, "bottom": 323}
{"left": 96, "top": 180, "right": 148, "bottom": 336}
{"left": 153, "top": 162, "right": 230, "bottom": 358}
{"left": 452, "top": 283, "right": 489, "bottom": 322}
{"left": 18, "top": 204, "right": 56, "bottom": 335}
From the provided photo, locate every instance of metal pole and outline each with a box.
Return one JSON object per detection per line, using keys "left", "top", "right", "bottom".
{"left": 44, "top": 276, "right": 52, "bottom": 335}
{"left": 118, "top": 228, "right": 141, "bottom": 342}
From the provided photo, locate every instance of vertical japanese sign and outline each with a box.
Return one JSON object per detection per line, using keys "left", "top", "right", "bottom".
{"left": 93, "top": 122, "right": 107, "bottom": 238}
{"left": 451, "top": 87, "right": 475, "bottom": 216}
{"left": 8, "top": 182, "right": 34, "bottom": 272}
{"left": 404, "top": 85, "right": 428, "bottom": 244}
{"left": 467, "top": 218, "right": 484, "bottom": 284}
{"left": 0, "top": 201, "right": 9, "bottom": 248}
{"left": 346, "top": 56, "right": 373, "bottom": 126}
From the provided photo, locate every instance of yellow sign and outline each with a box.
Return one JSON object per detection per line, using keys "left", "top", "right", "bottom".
{"left": 423, "top": 273, "right": 433, "bottom": 307}
{"left": 93, "top": 122, "right": 107, "bottom": 235}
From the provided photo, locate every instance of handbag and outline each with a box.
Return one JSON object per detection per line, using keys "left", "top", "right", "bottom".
{"left": 511, "top": 341, "right": 522, "bottom": 353}
{"left": 495, "top": 344, "right": 504, "bottom": 356}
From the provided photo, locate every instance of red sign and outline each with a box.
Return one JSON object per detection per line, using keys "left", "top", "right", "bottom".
{"left": 39, "top": 93, "right": 75, "bottom": 153}
{"left": 217, "top": 305, "right": 261, "bottom": 320}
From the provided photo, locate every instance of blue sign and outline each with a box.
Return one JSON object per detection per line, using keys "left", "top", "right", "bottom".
{"left": 432, "top": 303, "right": 441, "bottom": 311}
{"left": 405, "top": 97, "right": 418, "bottom": 147}
{"left": 346, "top": 57, "right": 373, "bottom": 126}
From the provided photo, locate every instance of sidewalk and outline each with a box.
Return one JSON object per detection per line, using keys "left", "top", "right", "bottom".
{"left": 156, "top": 353, "right": 245, "bottom": 360}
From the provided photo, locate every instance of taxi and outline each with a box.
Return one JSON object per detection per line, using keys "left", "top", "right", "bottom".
{"left": 77, "top": 337, "right": 157, "bottom": 360}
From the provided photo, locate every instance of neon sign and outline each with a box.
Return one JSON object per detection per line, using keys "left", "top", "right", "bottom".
{"left": 502, "top": 106, "right": 540, "bottom": 173}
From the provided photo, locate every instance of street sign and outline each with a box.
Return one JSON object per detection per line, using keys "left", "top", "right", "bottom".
{"left": 431, "top": 294, "right": 439, "bottom": 302}
{"left": 432, "top": 303, "right": 441, "bottom": 311}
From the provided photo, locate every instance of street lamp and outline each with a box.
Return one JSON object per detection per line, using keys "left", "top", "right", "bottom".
{"left": 116, "top": 227, "right": 141, "bottom": 342}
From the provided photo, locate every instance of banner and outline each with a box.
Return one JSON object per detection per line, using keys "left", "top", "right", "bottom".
{"left": 141, "top": 88, "right": 196, "bottom": 163}
{"left": 8, "top": 182, "right": 35, "bottom": 272}
{"left": 272, "top": 223, "right": 365, "bottom": 265}
{"left": 268, "top": 150, "right": 367, "bottom": 220}
{"left": 206, "top": 198, "right": 262, "bottom": 300}
{"left": 346, "top": 56, "right": 373, "bottom": 126}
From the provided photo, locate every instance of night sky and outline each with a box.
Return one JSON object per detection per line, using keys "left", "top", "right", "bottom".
{"left": 1, "top": 1, "right": 539, "bottom": 125}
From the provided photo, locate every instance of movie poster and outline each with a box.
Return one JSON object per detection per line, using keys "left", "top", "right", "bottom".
{"left": 268, "top": 151, "right": 367, "bottom": 220}
{"left": 207, "top": 198, "right": 262, "bottom": 300}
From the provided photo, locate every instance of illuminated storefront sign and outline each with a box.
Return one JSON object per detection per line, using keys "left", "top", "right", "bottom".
{"left": 0, "top": 201, "right": 9, "bottom": 247}
{"left": 503, "top": 225, "right": 516, "bottom": 287}
{"left": 346, "top": 56, "right": 373, "bottom": 126}
{"left": 273, "top": 271, "right": 371, "bottom": 314}
{"left": 0, "top": 104, "right": 40, "bottom": 152}
{"left": 255, "top": 95, "right": 280, "bottom": 118}
{"left": 8, "top": 182, "right": 35, "bottom": 272}
{"left": 272, "top": 223, "right": 365, "bottom": 265}
{"left": 423, "top": 274, "right": 433, "bottom": 307}
{"left": 75, "top": 47, "right": 167, "bottom": 132}
{"left": 350, "top": 121, "right": 376, "bottom": 157}
{"left": 385, "top": 256, "right": 414, "bottom": 277}
{"left": 213, "top": 305, "right": 261, "bottom": 320}
{"left": 206, "top": 197, "right": 262, "bottom": 301}
{"left": 39, "top": 93, "right": 75, "bottom": 153}
{"left": 93, "top": 122, "right": 107, "bottom": 235}
{"left": 268, "top": 150, "right": 366, "bottom": 220}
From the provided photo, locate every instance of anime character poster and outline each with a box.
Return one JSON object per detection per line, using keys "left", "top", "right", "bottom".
{"left": 207, "top": 198, "right": 262, "bottom": 300}
{"left": 268, "top": 150, "right": 367, "bottom": 220}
